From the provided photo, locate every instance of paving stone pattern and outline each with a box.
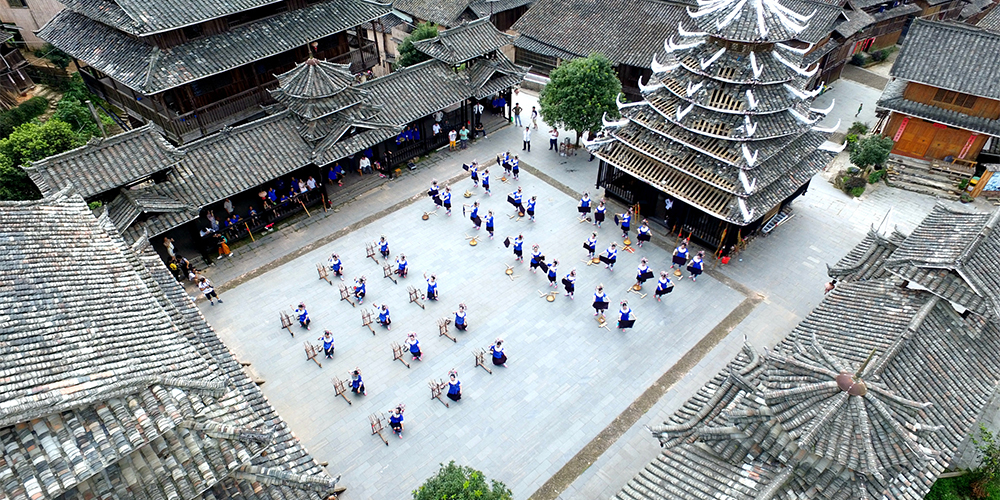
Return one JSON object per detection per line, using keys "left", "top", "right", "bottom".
{"left": 202, "top": 167, "right": 744, "bottom": 499}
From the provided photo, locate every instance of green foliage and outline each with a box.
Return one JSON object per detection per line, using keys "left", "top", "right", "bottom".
{"left": 846, "top": 133, "right": 859, "bottom": 151}
{"left": 50, "top": 73, "right": 114, "bottom": 140}
{"left": 850, "top": 134, "right": 894, "bottom": 171}
{"left": 396, "top": 22, "right": 438, "bottom": 68}
{"left": 848, "top": 121, "right": 869, "bottom": 135}
{"left": 868, "top": 169, "right": 886, "bottom": 184}
{"left": 0, "top": 120, "right": 79, "bottom": 200}
{"left": 88, "top": 200, "right": 103, "bottom": 210}
{"left": 849, "top": 185, "right": 866, "bottom": 197}
{"left": 851, "top": 53, "right": 867, "bottom": 66}
{"left": 33, "top": 43, "right": 73, "bottom": 70}
{"left": 971, "top": 424, "right": 1000, "bottom": 497}
{"left": 413, "top": 461, "right": 512, "bottom": 500}
{"left": 871, "top": 49, "right": 889, "bottom": 62}
{"left": 0, "top": 96, "right": 50, "bottom": 138}
{"left": 539, "top": 52, "right": 622, "bottom": 146}
{"left": 959, "top": 178, "right": 970, "bottom": 191}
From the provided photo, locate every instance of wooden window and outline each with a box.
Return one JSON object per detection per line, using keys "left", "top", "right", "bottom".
{"left": 182, "top": 23, "right": 204, "bottom": 41}
{"left": 933, "top": 88, "right": 978, "bottom": 109}
{"left": 7, "top": 0, "right": 27, "bottom": 7}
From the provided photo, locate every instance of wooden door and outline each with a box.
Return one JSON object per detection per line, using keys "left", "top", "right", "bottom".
{"left": 893, "top": 119, "right": 934, "bottom": 158}
{"left": 924, "top": 127, "right": 970, "bottom": 159}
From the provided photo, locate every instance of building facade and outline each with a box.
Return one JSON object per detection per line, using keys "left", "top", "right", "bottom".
{"left": 586, "top": 0, "right": 840, "bottom": 249}
{"left": 37, "top": 0, "right": 392, "bottom": 144}
{"left": 0, "top": 0, "right": 64, "bottom": 48}
{"left": 877, "top": 19, "right": 1000, "bottom": 163}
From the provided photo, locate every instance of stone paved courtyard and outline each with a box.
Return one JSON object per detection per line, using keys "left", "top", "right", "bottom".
{"left": 202, "top": 166, "right": 746, "bottom": 499}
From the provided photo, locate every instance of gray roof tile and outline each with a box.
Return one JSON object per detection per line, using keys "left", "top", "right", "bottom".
{"left": 23, "top": 123, "right": 184, "bottom": 199}
{"left": 977, "top": 5, "right": 1000, "bottom": 31}
{"left": 413, "top": 18, "right": 515, "bottom": 65}
{"left": 61, "top": 0, "right": 287, "bottom": 35}
{"left": 890, "top": 19, "right": 1000, "bottom": 100}
{"left": 38, "top": 0, "right": 392, "bottom": 94}
{"left": 391, "top": 0, "right": 473, "bottom": 26}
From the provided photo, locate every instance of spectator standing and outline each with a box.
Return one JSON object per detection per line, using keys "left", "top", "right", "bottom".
{"left": 306, "top": 176, "right": 317, "bottom": 191}
{"left": 531, "top": 106, "right": 538, "bottom": 129}
{"left": 549, "top": 128, "right": 559, "bottom": 152}
{"left": 432, "top": 122, "right": 441, "bottom": 136}
{"left": 448, "top": 129, "right": 458, "bottom": 151}
{"left": 459, "top": 126, "right": 470, "bottom": 149}
{"left": 522, "top": 127, "right": 531, "bottom": 151}
{"left": 513, "top": 103, "right": 522, "bottom": 127}
{"left": 223, "top": 198, "right": 234, "bottom": 215}
{"left": 472, "top": 102, "right": 484, "bottom": 126}
{"left": 163, "top": 237, "right": 175, "bottom": 258}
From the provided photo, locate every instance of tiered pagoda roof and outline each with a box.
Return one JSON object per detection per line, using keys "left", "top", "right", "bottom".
{"left": 618, "top": 206, "right": 1000, "bottom": 500}
{"left": 0, "top": 188, "right": 341, "bottom": 500}
{"left": 589, "top": 0, "right": 841, "bottom": 226}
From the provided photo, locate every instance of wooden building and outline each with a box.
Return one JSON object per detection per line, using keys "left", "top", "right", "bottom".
{"left": 0, "top": 31, "right": 33, "bottom": 94}
{"left": 587, "top": 0, "right": 840, "bottom": 249}
{"left": 511, "top": 0, "right": 845, "bottom": 100}
{"left": 392, "top": 0, "right": 533, "bottom": 30}
{"left": 876, "top": 19, "right": 1000, "bottom": 163}
{"left": 37, "top": 0, "right": 392, "bottom": 144}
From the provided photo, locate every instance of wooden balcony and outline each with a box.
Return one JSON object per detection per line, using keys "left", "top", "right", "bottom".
{"left": 0, "top": 48, "right": 33, "bottom": 93}
{"left": 326, "top": 41, "right": 379, "bottom": 73}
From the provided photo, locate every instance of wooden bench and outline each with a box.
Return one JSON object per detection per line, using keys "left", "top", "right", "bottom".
{"left": 932, "top": 159, "right": 976, "bottom": 177}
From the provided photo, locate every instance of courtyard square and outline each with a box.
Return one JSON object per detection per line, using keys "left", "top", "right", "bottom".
{"left": 202, "top": 166, "right": 746, "bottom": 499}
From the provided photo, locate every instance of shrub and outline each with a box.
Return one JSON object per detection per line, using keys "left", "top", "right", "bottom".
{"left": 0, "top": 96, "right": 50, "bottom": 138}
{"left": 871, "top": 49, "right": 888, "bottom": 62}
{"left": 868, "top": 169, "right": 886, "bottom": 184}
{"left": 850, "top": 135, "right": 894, "bottom": 172}
{"left": 972, "top": 424, "right": 1000, "bottom": 497}
{"left": 413, "top": 461, "right": 512, "bottom": 500}
{"left": 849, "top": 185, "right": 866, "bottom": 197}
{"left": 88, "top": 200, "right": 103, "bottom": 210}
{"left": 848, "top": 121, "right": 869, "bottom": 135}
{"left": 33, "top": 43, "right": 72, "bottom": 70}
{"left": 846, "top": 133, "right": 859, "bottom": 151}
{"left": 851, "top": 53, "right": 866, "bottom": 66}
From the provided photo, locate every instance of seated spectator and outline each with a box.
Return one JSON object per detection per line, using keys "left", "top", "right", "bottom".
{"left": 432, "top": 122, "right": 441, "bottom": 136}
{"left": 248, "top": 206, "right": 258, "bottom": 222}
{"left": 359, "top": 156, "right": 372, "bottom": 174}
{"left": 306, "top": 176, "right": 317, "bottom": 191}
{"left": 298, "top": 178, "right": 308, "bottom": 194}
{"left": 331, "top": 163, "right": 344, "bottom": 186}
{"left": 267, "top": 187, "right": 278, "bottom": 204}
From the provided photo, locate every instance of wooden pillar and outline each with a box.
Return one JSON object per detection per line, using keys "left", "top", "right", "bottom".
{"left": 184, "top": 85, "right": 206, "bottom": 135}
{"left": 356, "top": 25, "right": 367, "bottom": 68}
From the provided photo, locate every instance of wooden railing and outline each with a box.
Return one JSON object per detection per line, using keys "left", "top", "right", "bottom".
{"left": 327, "top": 42, "right": 380, "bottom": 73}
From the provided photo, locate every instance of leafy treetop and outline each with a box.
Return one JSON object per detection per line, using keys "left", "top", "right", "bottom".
{"left": 396, "top": 22, "right": 439, "bottom": 68}
{"left": 413, "top": 461, "right": 512, "bottom": 500}
{"left": 539, "top": 52, "right": 621, "bottom": 146}
{"left": 849, "top": 134, "right": 894, "bottom": 173}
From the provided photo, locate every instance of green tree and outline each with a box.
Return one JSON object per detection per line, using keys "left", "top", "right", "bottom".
{"left": 849, "top": 134, "right": 894, "bottom": 174}
{"left": 971, "top": 424, "right": 1000, "bottom": 498}
{"left": 413, "top": 461, "right": 512, "bottom": 500}
{"left": 0, "top": 120, "right": 79, "bottom": 200}
{"left": 396, "top": 22, "right": 438, "bottom": 68}
{"left": 539, "top": 52, "right": 622, "bottom": 146}
{"left": 34, "top": 43, "right": 73, "bottom": 70}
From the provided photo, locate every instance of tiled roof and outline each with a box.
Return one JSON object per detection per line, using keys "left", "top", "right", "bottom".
{"left": 877, "top": 79, "right": 1000, "bottom": 137}
{"left": 106, "top": 187, "right": 191, "bottom": 232}
{"left": 869, "top": 2, "right": 921, "bottom": 21}
{"left": 622, "top": 260, "right": 1000, "bottom": 500}
{"left": 391, "top": 0, "right": 472, "bottom": 26}
{"left": 360, "top": 58, "right": 475, "bottom": 125}
{"left": 413, "top": 18, "right": 515, "bottom": 65}
{"left": 889, "top": 19, "right": 1000, "bottom": 100}
{"left": 688, "top": 0, "right": 844, "bottom": 43}
{"left": 269, "top": 58, "right": 368, "bottom": 120}
{"left": 977, "top": 5, "right": 1000, "bottom": 31}
{"left": 468, "top": 0, "right": 534, "bottom": 18}
{"left": 38, "top": 0, "right": 392, "bottom": 94}
{"left": 512, "top": 35, "right": 580, "bottom": 60}
{"left": 468, "top": 56, "right": 530, "bottom": 99}
{"left": 511, "top": 0, "right": 689, "bottom": 68}
{"left": 0, "top": 189, "right": 339, "bottom": 500}
{"left": 59, "top": 0, "right": 288, "bottom": 35}
{"left": 883, "top": 204, "right": 1000, "bottom": 318}
{"left": 833, "top": 9, "right": 876, "bottom": 38}
{"left": 23, "top": 123, "right": 184, "bottom": 199}
{"left": 827, "top": 229, "right": 907, "bottom": 282}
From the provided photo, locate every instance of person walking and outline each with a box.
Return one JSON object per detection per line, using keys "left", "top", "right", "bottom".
{"left": 655, "top": 271, "right": 674, "bottom": 302}
{"left": 855, "top": 103, "right": 863, "bottom": 117}
{"left": 389, "top": 404, "right": 405, "bottom": 438}
{"left": 407, "top": 332, "right": 422, "bottom": 360}
{"left": 513, "top": 103, "right": 522, "bottom": 127}
{"left": 485, "top": 210, "right": 495, "bottom": 240}
{"left": 513, "top": 234, "right": 524, "bottom": 261}
{"left": 562, "top": 268, "right": 577, "bottom": 298}
{"left": 198, "top": 277, "right": 222, "bottom": 305}
{"left": 636, "top": 219, "right": 651, "bottom": 247}
{"left": 454, "top": 303, "right": 469, "bottom": 331}
{"left": 530, "top": 245, "right": 544, "bottom": 273}
{"left": 491, "top": 338, "right": 507, "bottom": 366}
{"left": 593, "top": 284, "right": 609, "bottom": 316}
{"left": 618, "top": 301, "right": 635, "bottom": 331}
{"left": 353, "top": 276, "right": 367, "bottom": 304}
{"left": 318, "top": 330, "right": 335, "bottom": 358}
{"left": 350, "top": 368, "right": 366, "bottom": 395}
{"left": 522, "top": 127, "right": 531, "bottom": 152}
{"left": 688, "top": 251, "right": 705, "bottom": 281}
{"left": 600, "top": 243, "right": 618, "bottom": 270}
{"left": 635, "top": 258, "right": 654, "bottom": 288}
{"left": 672, "top": 242, "right": 690, "bottom": 270}
{"left": 530, "top": 106, "right": 538, "bottom": 129}
{"left": 547, "top": 259, "right": 559, "bottom": 288}
{"left": 446, "top": 370, "right": 462, "bottom": 402}
{"left": 549, "top": 127, "right": 559, "bottom": 152}
{"left": 526, "top": 196, "right": 537, "bottom": 221}
{"left": 618, "top": 209, "right": 632, "bottom": 239}
{"left": 594, "top": 200, "right": 606, "bottom": 227}
{"left": 584, "top": 232, "right": 598, "bottom": 259}
{"left": 424, "top": 273, "right": 439, "bottom": 301}
{"left": 378, "top": 304, "right": 391, "bottom": 330}
{"left": 294, "top": 302, "right": 311, "bottom": 330}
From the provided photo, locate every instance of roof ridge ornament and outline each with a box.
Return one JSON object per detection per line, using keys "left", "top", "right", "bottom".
{"left": 812, "top": 119, "right": 840, "bottom": 133}
{"left": 686, "top": 81, "right": 703, "bottom": 97}
{"left": 676, "top": 102, "right": 695, "bottom": 121}
{"left": 677, "top": 22, "right": 708, "bottom": 38}
{"left": 651, "top": 53, "right": 680, "bottom": 74}
{"left": 699, "top": 47, "right": 726, "bottom": 70}
{"left": 772, "top": 51, "right": 819, "bottom": 77}
{"left": 749, "top": 51, "right": 764, "bottom": 79}
{"left": 743, "top": 115, "right": 757, "bottom": 136}
{"left": 638, "top": 75, "right": 665, "bottom": 93}
{"left": 666, "top": 35, "right": 705, "bottom": 53}
{"left": 784, "top": 83, "right": 821, "bottom": 100}
{"left": 738, "top": 198, "right": 755, "bottom": 222}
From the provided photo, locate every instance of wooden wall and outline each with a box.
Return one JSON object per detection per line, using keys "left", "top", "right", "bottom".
{"left": 885, "top": 112, "right": 990, "bottom": 160}
{"left": 903, "top": 82, "right": 1000, "bottom": 119}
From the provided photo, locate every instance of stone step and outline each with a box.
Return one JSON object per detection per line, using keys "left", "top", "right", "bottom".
{"left": 889, "top": 172, "right": 960, "bottom": 192}
{"left": 886, "top": 177, "right": 959, "bottom": 200}
{"left": 891, "top": 162, "right": 965, "bottom": 182}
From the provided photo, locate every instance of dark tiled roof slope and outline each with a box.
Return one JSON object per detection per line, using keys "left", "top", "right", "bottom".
{"left": 978, "top": 5, "right": 1000, "bottom": 31}
{"left": 621, "top": 272, "right": 1000, "bottom": 500}
{"left": 24, "top": 123, "right": 184, "bottom": 199}
{"left": 511, "top": 0, "right": 689, "bottom": 68}
{"left": 60, "top": 0, "right": 284, "bottom": 35}
{"left": 38, "top": 0, "right": 391, "bottom": 94}
{"left": 468, "top": 0, "right": 534, "bottom": 18}
{"left": 413, "top": 18, "right": 515, "bottom": 65}
{"left": 0, "top": 190, "right": 339, "bottom": 500}
{"left": 106, "top": 188, "right": 191, "bottom": 231}
{"left": 360, "top": 59, "right": 475, "bottom": 125}
{"left": 392, "top": 0, "right": 471, "bottom": 25}
{"left": 890, "top": 19, "right": 1000, "bottom": 100}
{"left": 269, "top": 59, "right": 368, "bottom": 120}
{"left": 827, "top": 229, "right": 906, "bottom": 282}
